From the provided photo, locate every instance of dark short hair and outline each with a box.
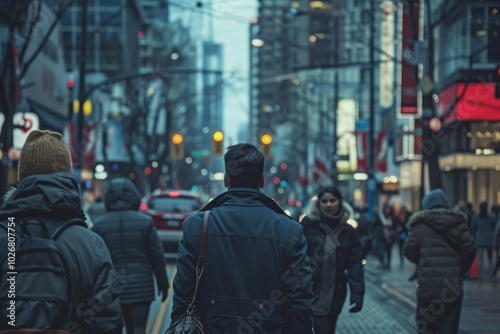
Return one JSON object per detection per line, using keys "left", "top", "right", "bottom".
{"left": 317, "top": 186, "right": 343, "bottom": 204}
{"left": 224, "top": 143, "right": 264, "bottom": 188}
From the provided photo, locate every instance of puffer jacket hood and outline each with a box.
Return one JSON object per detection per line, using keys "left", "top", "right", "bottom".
{"left": 304, "top": 196, "right": 353, "bottom": 223}
{"left": 408, "top": 208, "right": 468, "bottom": 232}
{"left": 0, "top": 172, "right": 85, "bottom": 220}
{"left": 421, "top": 189, "right": 449, "bottom": 210}
{"left": 104, "top": 178, "right": 141, "bottom": 211}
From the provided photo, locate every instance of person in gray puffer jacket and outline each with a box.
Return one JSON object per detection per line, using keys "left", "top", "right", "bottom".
{"left": 404, "top": 189, "right": 475, "bottom": 334}
{"left": 92, "top": 178, "right": 169, "bottom": 334}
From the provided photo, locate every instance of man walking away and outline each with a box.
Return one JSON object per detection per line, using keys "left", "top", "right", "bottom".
{"left": 92, "top": 178, "right": 170, "bottom": 334}
{"left": 171, "top": 143, "right": 314, "bottom": 334}
{"left": 404, "top": 189, "right": 475, "bottom": 334}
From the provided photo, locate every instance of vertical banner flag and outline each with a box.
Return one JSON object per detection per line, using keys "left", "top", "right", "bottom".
{"left": 399, "top": 0, "right": 419, "bottom": 116}
{"left": 380, "top": 1, "right": 395, "bottom": 109}
{"left": 313, "top": 143, "right": 332, "bottom": 186}
{"left": 376, "top": 131, "right": 389, "bottom": 173}
{"left": 356, "top": 131, "right": 368, "bottom": 173}
{"left": 298, "top": 162, "right": 309, "bottom": 187}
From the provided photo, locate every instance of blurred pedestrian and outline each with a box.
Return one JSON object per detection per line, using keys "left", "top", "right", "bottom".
{"left": 171, "top": 143, "right": 314, "bottom": 333}
{"left": 356, "top": 206, "right": 372, "bottom": 260}
{"left": 492, "top": 208, "right": 500, "bottom": 279}
{"left": 394, "top": 206, "right": 411, "bottom": 269}
{"left": 92, "top": 178, "right": 169, "bottom": 334}
{"left": 404, "top": 189, "right": 475, "bottom": 334}
{"left": 0, "top": 130, "right": 123, "bottom": 332}
{"left": 372, "top": 204, "right": 395, "bottom": 270}
{"left": 471, "top": 202, "right": 496, "bottom": 282}
{"left": 301, "top": 186, "right": 365, "bottom": 334}
{"left": 86, "top": 195, "right": 107, "bottom": 222}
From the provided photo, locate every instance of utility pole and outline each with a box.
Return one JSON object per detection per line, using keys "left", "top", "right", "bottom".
{"left": 368, "top": 0, "right": 377, "bottom": 219}
{"left": 77, "top": 0, "right": 87, "bottom": 174}
{"left": 331, "top": 16, "right": 339, "bottom": 185}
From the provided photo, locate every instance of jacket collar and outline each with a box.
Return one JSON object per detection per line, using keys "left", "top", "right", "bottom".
{"left": 200, "top": 188, "right": 290, "bottom": 218}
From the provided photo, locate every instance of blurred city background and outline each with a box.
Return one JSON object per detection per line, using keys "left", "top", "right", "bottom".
{"left": 0, "top": 0, "right": 499, "bottom": 218}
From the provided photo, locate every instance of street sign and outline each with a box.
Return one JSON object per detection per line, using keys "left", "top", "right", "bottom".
{"left": 191, "top": 149, "right": 210, "bottom": 158}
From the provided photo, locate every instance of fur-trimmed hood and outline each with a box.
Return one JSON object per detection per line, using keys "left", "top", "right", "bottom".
{"left": 408, "top": 208, "right": 468, "bottom": 232}
{"left": 304, "top": 196, "right": 353, "bottom": 223}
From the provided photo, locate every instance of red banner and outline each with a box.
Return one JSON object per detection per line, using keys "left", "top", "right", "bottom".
{"left": 356, "top": 131, "right": 368, "bottom": 173}
{"left": 376, "top": 131, "right": 389, "bottom": 173}
{"left": 400, "top": 0, "right": 419, "bottom": 115}
{"left": 64, "top": 122, "right": 97, "bottom": 166}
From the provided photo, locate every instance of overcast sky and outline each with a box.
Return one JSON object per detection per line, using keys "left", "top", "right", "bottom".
{"left": 211, "top": 1, "right": 257, "bottom": 144}
{"left": 170, "top": 1, "right": 257, "bottom": 143}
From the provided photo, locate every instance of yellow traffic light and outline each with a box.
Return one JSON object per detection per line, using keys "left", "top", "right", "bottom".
{"left": 170, "top": 133, "right": 184, "bottom": 160}
{"left": 261, "top": 133, "right": 273, "bottom": 146}
{"left": 260, "top": 133, "right": 273, "bottom": 159}
{"left": 212, "top": 130, "right": 224, "bottom": 156}
{"left": 213, "top": 130, "right": 224, "bottom": 142}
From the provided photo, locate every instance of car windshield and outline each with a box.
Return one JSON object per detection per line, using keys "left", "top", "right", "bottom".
{"left": 149, "top": 196, "right": 201, "bottom": 212}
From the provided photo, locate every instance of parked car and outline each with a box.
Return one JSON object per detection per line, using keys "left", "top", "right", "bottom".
{"left": 141, "top": 190, "right": 204, "bottom": 253}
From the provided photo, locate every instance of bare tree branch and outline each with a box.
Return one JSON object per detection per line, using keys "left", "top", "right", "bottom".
{"left": 1, "top": 23, "right": 16, "bottom": 86}
{"left": 20, "top": 0, "right": 77, "bottom": 78}
{"left": 18, "top": 1, "right": 42, "bottom": 63}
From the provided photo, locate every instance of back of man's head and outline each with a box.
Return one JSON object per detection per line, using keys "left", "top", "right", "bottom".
{"left": 224, "top": 143, "right": 264, "bottom": 189}
{"left": 421, "top": 188, "right": 449, "bottom": 210}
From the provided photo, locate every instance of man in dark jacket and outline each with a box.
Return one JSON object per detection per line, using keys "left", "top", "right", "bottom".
{"left": 171, "top": 143, "right": 314, "bottom": 334}
{"left": 92, "top": 178, "right": 170, "bottom": 334}
{"left": 404, "top": 189, "right": 475, "bottom": 334}
{"left": 0, "top": 130, "right": 123, "bottom": 333}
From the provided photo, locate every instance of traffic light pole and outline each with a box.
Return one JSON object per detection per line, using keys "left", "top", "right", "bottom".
{"left": 77, "top": 0, "right": 87, "bottom": 172}
{"left": 368, "top": 0, "right": 377, "bottom": 221}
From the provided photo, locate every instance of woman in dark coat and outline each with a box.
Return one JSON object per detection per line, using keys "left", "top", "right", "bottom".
{"left": 301, "top": 186, "right": 365, "bottom": 334}
{"left": 92, "top": 178, "right": 170, "bottom": 334}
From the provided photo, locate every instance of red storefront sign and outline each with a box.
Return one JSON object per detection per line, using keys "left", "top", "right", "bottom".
{"left": 437, "top": 82, "right": 500, "bottom": 125}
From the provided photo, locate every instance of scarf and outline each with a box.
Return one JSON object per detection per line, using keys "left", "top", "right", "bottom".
{"left": 319, "top": 204, "right": 346, "bottom": 229}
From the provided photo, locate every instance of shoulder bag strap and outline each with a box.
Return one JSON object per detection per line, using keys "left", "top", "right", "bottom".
{"left": 187, "top": 210, "right": 210, "bottom": 314}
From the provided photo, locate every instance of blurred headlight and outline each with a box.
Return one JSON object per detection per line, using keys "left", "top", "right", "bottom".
{"left": 299, "top": 213, "right": 307, "bottom": 223}
{"left": 284, "top": 209, "right": 292, "bottom": 217}
{"left": 346, "top": 218, "right": 359, "bottom": 229}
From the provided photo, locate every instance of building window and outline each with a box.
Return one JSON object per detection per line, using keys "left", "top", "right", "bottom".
{"left": 470, "top": 6, "right": 487, "bottom": 64}
{"left": 488, "top": 6, "right": 500, "bottom": 62}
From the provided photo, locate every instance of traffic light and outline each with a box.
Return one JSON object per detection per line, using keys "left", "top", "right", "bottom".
{"left": 260, "top": 133, "right": 273, "bottom": 159}
{"left": 170, "top": 133, "right": 184, "bottom": 160}
{"left": 212, "top": 130, "right": 224, "bottom": 156}
{"left": 67, "top": 79, "right": 75, "bottom": 90}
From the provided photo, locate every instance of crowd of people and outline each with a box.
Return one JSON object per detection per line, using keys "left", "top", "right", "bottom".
{"left": 0, "top": 130, "right": 498, "bottom": 334}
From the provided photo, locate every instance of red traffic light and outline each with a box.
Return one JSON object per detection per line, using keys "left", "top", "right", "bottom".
{"left": 67, "top": 79, "right": 75, "bottom": 89}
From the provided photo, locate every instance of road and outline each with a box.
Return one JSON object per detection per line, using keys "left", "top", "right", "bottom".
{"left": 141, "top": 251, "right": 500, "bottom": 334}
{"left": 144, "top": 260, "right": 417, "bottom": 334}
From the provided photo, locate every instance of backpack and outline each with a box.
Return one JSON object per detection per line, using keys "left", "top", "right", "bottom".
{"left": 0, "top": 218, "right": 86, "bottom": 331}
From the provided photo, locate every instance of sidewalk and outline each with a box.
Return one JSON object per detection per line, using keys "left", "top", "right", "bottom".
{"left": 364, "top": 248, "right": 500, "bottom": 333}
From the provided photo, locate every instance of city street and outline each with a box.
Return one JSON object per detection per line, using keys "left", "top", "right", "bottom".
{"left": 144, "top": 250, "right": 500, "bottom": 334}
